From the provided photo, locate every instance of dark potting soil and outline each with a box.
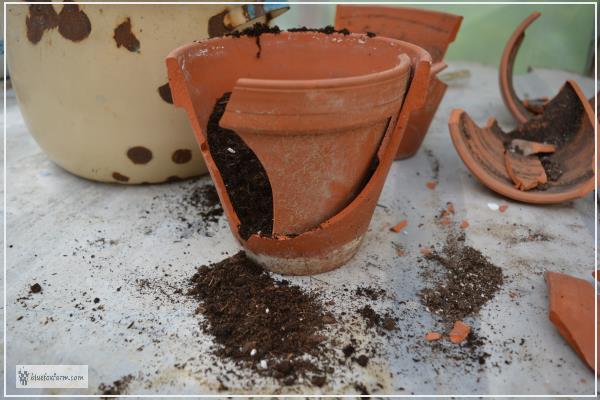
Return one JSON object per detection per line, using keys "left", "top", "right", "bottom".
{"left": 187, "top": 251, "right": 331, "bottom": 385}
{"left": 420, "top": 234, "right": 503, "bottom": 323}
{"left": 30, "top": 283, "right": 42, "bottom": 293}
{"left": 506, "top": 83, "right": 584, "bottom": 188}
{"left": 226, "top": 23, "right": 362, "bottom": 58}
{"left": 98, "top": 374, "right": 134, "bottom": 396}
{"left": 358, "top": 305, "right": 397, "bottom": 333}
{"left": 206, "top": 93, "right": 273, "bottom": 240}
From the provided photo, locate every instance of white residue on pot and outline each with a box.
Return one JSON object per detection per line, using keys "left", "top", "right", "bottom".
{"left": 250, "top": 348, "right": 257, "bottom": 356}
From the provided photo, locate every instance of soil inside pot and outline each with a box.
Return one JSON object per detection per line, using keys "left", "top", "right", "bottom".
{"left": 187, "top": 251, "right": 331, "bottom": 385}
{"left": 420, "top": 233, "right": 504, "bottom": 323}
{"left": 505, "top": 83, "right": 584, "bottom": 186}
{"left": 206, "top": 93, "right": 274, "bottom": 240}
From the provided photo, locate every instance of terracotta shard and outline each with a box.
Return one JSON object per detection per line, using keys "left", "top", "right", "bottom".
{"left": 448, "top": 80, "right": 594, "bottom": 204}
{"left": 426, "top": 180, "right": 437, "bottom": 190}
{"left": 504, "top": 150, "right": 547, "bottom": 191}
{"left": 546, "top": 271, "right": 598, "bottom": 374}
{"left": 390, "top": 220, "right": 408, "bottom": 233}
{"left": 499, "top": 12, "right": 542, "bottom": 124}
{"left": 449, "top": 320, "right": 470, "bottom": 344}
{"left": 425, "top": 332, "right": 442, "bottom": 342}
{"left": 334, "top": 5, "right": 463, "bottom": 160}
{"left": 510, "top": 139, "right": 556, "bottom": 156}
{"left": 460, "top": 219, "right": 469, "bottom": 229}
{"left": 499, "top": 204, "right": 509, "bottom": 213}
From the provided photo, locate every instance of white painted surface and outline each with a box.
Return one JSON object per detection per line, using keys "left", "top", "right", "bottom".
{"left": 4, "top": 63, "right": 597, "bottom": 396}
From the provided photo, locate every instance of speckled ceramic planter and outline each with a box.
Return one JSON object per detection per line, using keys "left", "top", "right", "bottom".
{"left": 6, "top": 1, "right": 288, "bottom": 184}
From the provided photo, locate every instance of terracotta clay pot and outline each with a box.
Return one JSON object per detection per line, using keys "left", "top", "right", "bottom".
{"left": 546, "top": 272, "right": 598, "bottom": 375}
{"left": 448, "top": 80, "right": 595, "bottom": 204}
{"left": 167, "top": 31, "right": 431, "bottom": 274}
{"left": 499, "top": 12, "right": 543, "bottom": 124}
{"left": 334, "top": 5, "right": 462, "bottom": 159}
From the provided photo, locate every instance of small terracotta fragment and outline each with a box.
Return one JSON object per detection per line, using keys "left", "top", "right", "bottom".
{"left": 448, "top": 80, "right": 594, "bottom": 204}
{"left": 503, "top": 150, "right": 547, "bottom": 191}
{"left": 420, "top": 247, "right": 432, "bottom": 256}
{"left": 499, "top": 12, "right": 543, "bottom": 124}
{"left": 510, "top": 139, "right": 556, "bottom": 156}
{"left": 449, "top": 320, "right": 470, "bottom": 344}
{"left": 546, "top": 272, "right": 598, "bottom": 374}
{"left": 460, "top": 219, "right": 469, "bottom": 229}
{"left": 426, "top": 181, "right": 437, "bottom": 190}
{"left": 446, "top": 202, "right": 455, "bottom": 214}
{"left": 425, "top": 332, "right": 442, "bottom": 342}
{"left": 390, "top": 220, "right": 408, "bottom": 233}
{"left": 334, "top": 5, "right": 463, "bottom": 159}
{"left": 499, "top": 204, "right": 509, "bottom": 213}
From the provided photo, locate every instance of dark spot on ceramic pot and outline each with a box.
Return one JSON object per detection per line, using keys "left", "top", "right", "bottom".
{"left": 127, "top": 146, "right": 152, "bottom": 164}
{"left": 165, "top": 176, "right": 184, "bottom": 183}
{"left": 208, "top": 9, "right": 229, "bottom": 38}
{"left": 113, "top": 17, "right": 140, "bottom": 52}
{"left": 158, "top": 83, "right": 173, "bottom": 104}
{"left": 112, "top": 172, "right": 130, "bottom": 182}
{"left": 57, "top": 2, "right": 92, "bottom": 42}
{"left": 172, "top": 149, "right": 192, "bottom": 164}
{"left": 26, "top": 4, "right": 59, "bottom": 44}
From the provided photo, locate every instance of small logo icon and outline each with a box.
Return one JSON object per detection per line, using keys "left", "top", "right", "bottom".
{"left": 17, "top": 368, "right": 29, "bottom": 386}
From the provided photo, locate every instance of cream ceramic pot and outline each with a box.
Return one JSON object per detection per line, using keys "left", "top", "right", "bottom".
{"left": 6, "top": 2, "right": 288, "bottom": 183}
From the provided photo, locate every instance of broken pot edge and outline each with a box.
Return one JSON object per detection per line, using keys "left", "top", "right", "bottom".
{"left": 499, "top": 11, "right": 542, "bottom": 125}
{"left": 448, "top": 80, "right": 595, "bottom": 205}
{"left": 167, "top": 32, "right": 432, "bottom": 275}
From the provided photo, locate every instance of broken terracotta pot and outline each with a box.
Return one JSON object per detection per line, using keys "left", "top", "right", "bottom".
{"left": 546, "top": 272, "right": 598, "bottom": 374}
{"left": 448, "top": 80, "right": 595, "bottom": 204}
{"left": 167, "top": 30, "right": 431, "bottom": 274}
{"left": 499, "top": 12, "right": 545, "bottom": 124}
{"left": 335, "top": 5, "right": 462, "bottom": 159}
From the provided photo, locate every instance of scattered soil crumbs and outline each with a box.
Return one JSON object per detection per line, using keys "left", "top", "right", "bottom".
{"left": 540, "top": 157, "right": 563, "bottom": 181}
{"left": 355, "top": 286, "right": 385, "bottom": 301}
{"left": 420, "top": 234, "right": 503, "bottom": 322}
{"left": 164, "top": 180, "right": 224, "bottom": 238}
{"left": 98, "top": 374, "right": 134, "bottom": 396}
{"left": 206, "top": 93, "right": 273, "bottom": 240}
{"left": 30, "top": 283, "right": 42, "bottom": 293}
{"left": 188, "top": 251, "right": 331, "bottom": 385}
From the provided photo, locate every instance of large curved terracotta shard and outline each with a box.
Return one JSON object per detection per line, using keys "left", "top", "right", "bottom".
{"left": 448, "top": 80, "right": 594, "bottom": 204}
{"left": 334, "top": 5, "right": 462, "bottom": 160}
{"left": 167, "top": 31, "right": 432, "bottom": 274}
{"left": 499, "top": 12, "right": 542, "bottom": 124}
{"left": 546, "top": 272, "right": 598, "bottom": 374}
{"left": 335, "top": 5, "right": 462, "bottom": 63}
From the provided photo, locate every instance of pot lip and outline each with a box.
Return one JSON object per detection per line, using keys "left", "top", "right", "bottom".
{"left": 499, "top": 12, "right": 542, "bottom": 124}
{"left": 448, "top": 80, "right": 595, "bottom": 205}
{"left": 168, "top": 31, "right": 415, "bottom": 89}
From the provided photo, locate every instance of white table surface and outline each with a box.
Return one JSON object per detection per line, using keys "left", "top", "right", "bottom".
{"left": 3, "top": 62, "right": 597, "bottom": 396}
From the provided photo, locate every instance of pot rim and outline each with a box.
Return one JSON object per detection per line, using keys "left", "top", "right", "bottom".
{"left": 168, "top": 31, "right": 412, "bottom": 89}
{"left": 448, "top": 80, "right": 595, "bottom": 205}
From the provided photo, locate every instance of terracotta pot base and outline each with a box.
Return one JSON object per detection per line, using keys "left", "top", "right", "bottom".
{"left": 245, "top": 235, "right": 364, "bottom": 275}
{"left": 448, "top": 80, "right": 595, "bottom": 204}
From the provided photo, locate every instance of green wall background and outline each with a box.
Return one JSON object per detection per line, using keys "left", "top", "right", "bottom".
{"left": 275, "top": 1, "right": 596, "bottom": 75}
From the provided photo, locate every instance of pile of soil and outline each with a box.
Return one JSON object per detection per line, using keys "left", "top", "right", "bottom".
{"left": 420, "top": 234, "right": 503, "bottom": 322}
{"left": 206, "top": 93, "right": 273, "bottom": 239}
{"left": 187, "top": 251, "right": 332, "bottom": 385}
